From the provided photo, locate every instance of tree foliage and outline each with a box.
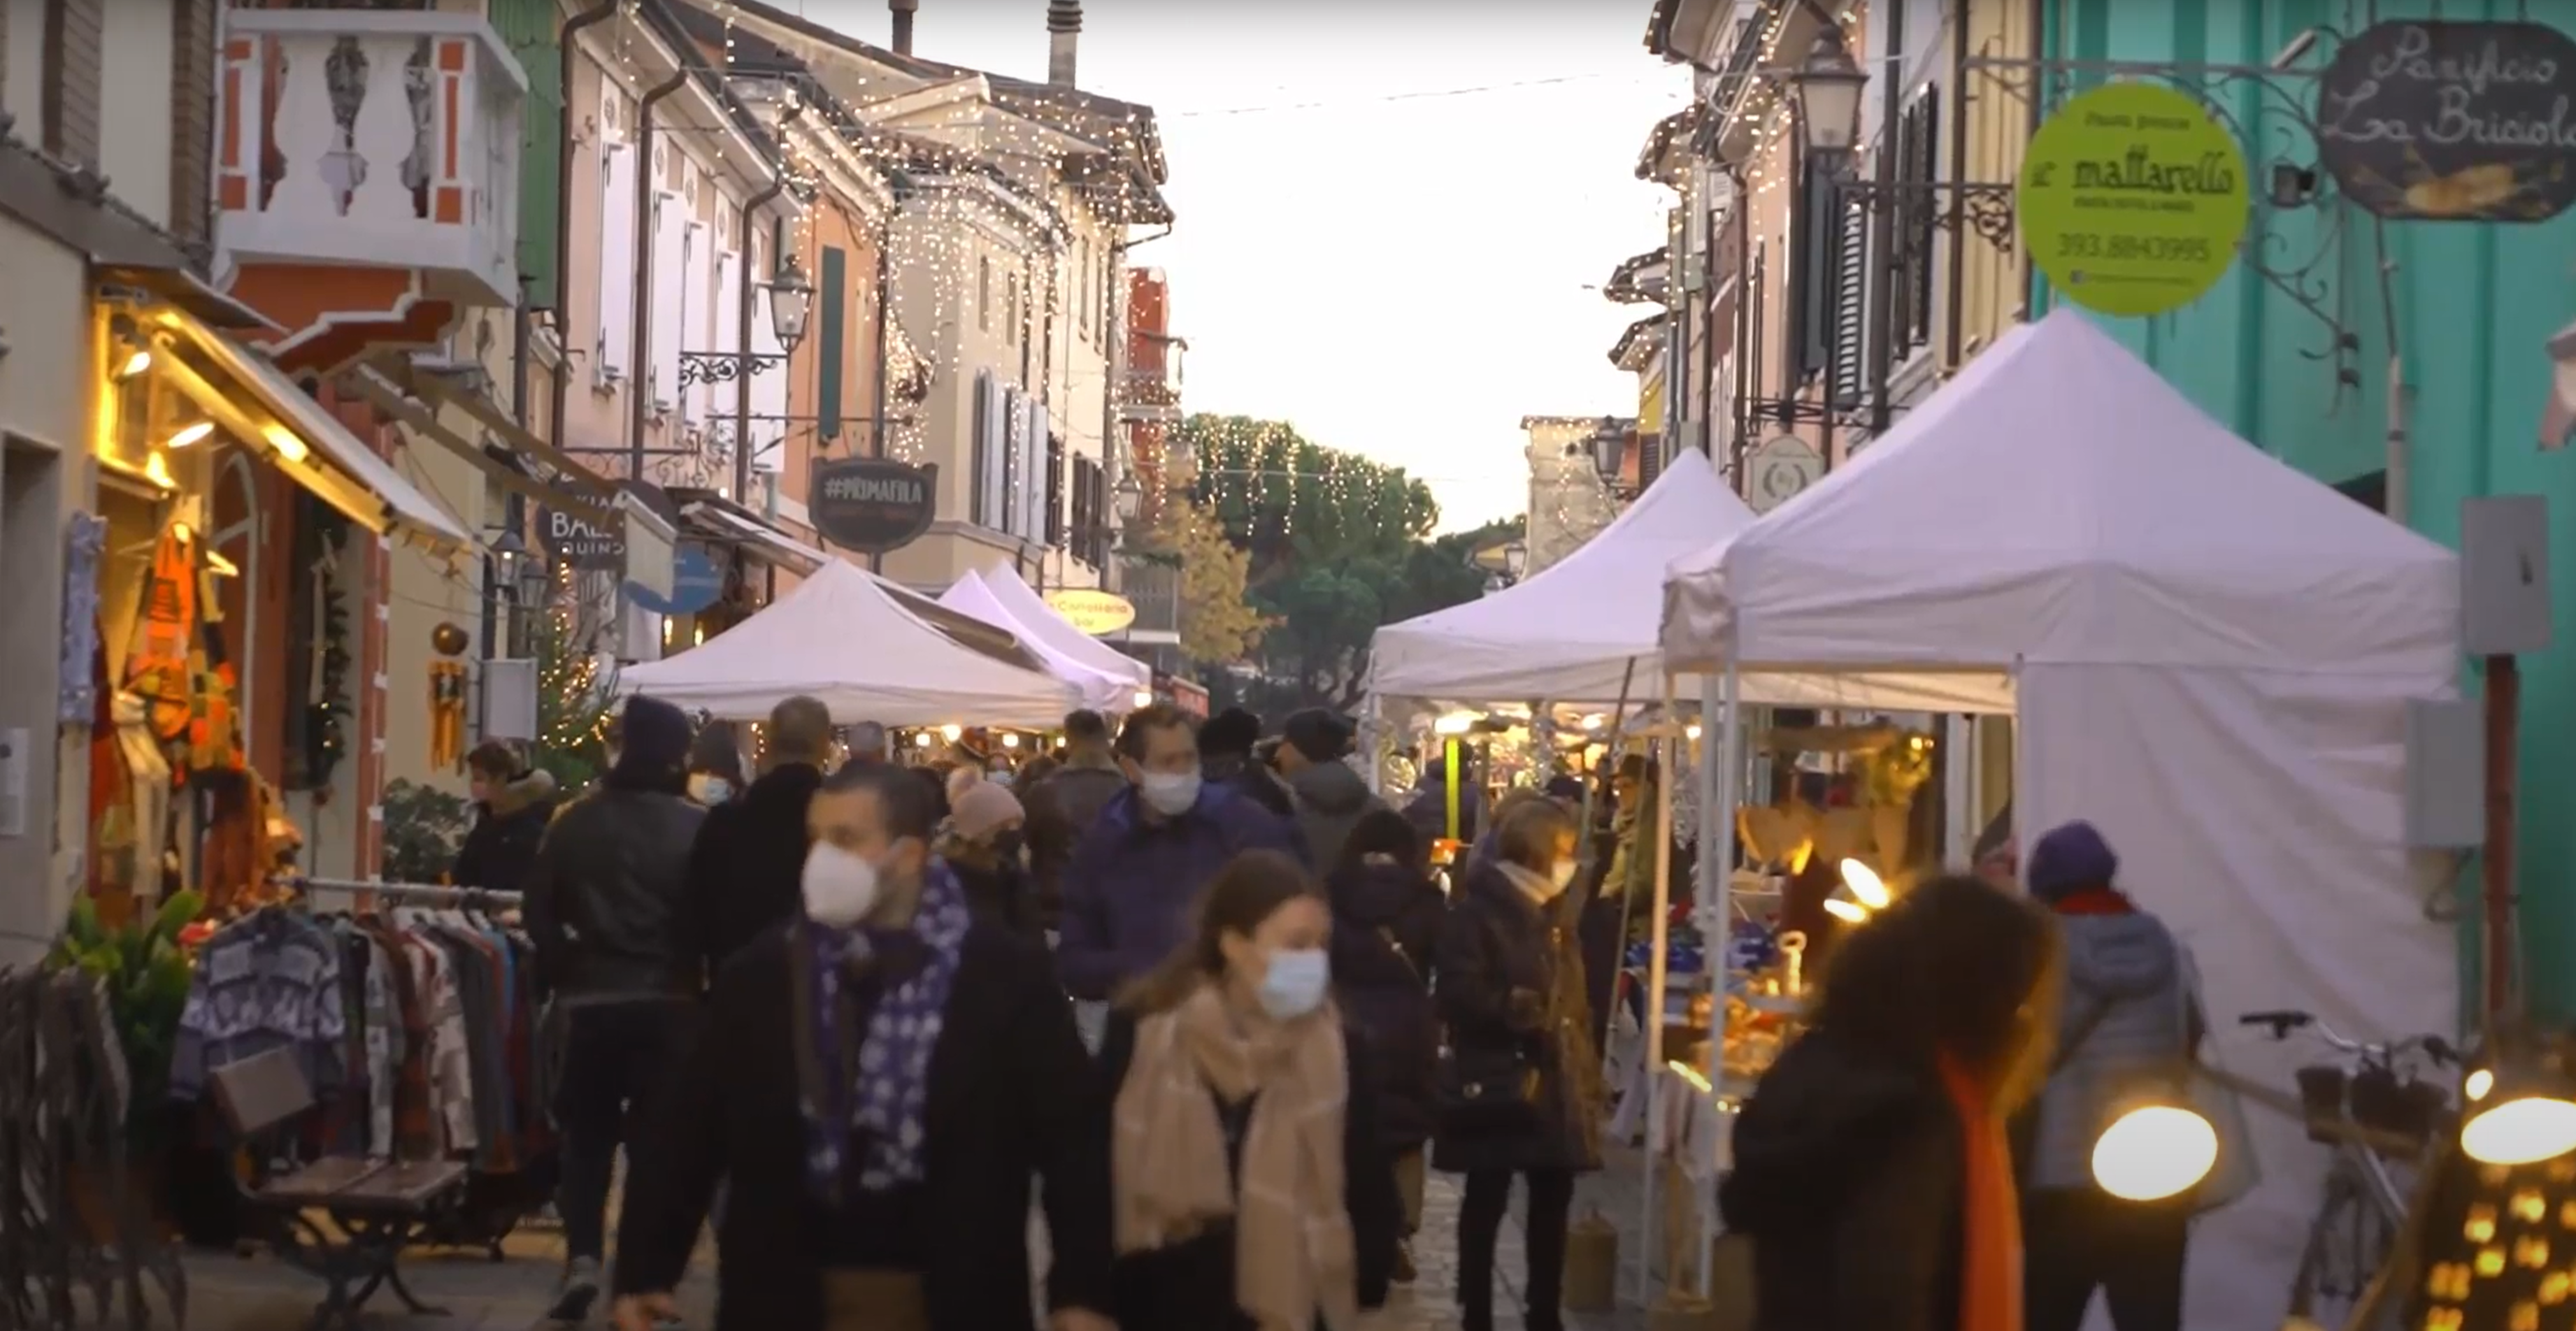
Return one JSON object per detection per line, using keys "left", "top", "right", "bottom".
{"left": 1143, "top": 497, "right": 1269, "bottom": 667}
{"left": 1174, "top": 413, "right": 1509, "bottom": 714}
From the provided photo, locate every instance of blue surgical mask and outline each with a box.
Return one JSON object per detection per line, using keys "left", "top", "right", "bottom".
{"left": 687, "top": 773, "right": 732, "bottom": 805}
{"left": 1257, "top": 947, "right": 1331, "bottom": 1021}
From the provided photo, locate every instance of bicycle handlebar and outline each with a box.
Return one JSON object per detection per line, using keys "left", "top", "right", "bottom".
{"left": 2237, "top": 1009, "right": 2456, "bottom": 1065}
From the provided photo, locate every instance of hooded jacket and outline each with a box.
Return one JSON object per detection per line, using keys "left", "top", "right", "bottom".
{"left": 1024, "top": 754, "right": 1127, "bottom": 930}
{"left": 2024, "top": 909, "right": 2191, "bottom": 1190}
{"left": 1286, "top": 760, "right": 1384, "bottom": 872}
{"left": 452, "top": 769, "right": 557, "bottom": 896}
{"left": 1718, "top": 1025, "right": 1963, "bottom": 1331}
{"left": 1328, "top": 855, "right": 1445, "bottom": 1147}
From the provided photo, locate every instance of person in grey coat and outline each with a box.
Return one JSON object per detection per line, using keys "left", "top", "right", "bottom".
{"left": 2017, "top": 819, "right": 2199, "bottom": 1331}
{"left": 1274, "top": 707, "right": 1384, "bottom": 870}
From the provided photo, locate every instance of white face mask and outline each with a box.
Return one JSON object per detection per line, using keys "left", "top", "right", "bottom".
{"left": 687, "top": 774, "right": 731, "bottom": 805}
{"left": 1139, "top": 770, "right": 1202, "bottom": 817}
{"left": 1257, "top": 947, "right": 1331, "bottom": 1021}
{"left": 801, "top": 842, "right": 882, "bottom": 928}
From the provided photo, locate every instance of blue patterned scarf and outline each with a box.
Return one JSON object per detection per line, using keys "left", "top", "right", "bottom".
{"left": 799, "top": 858, "right": 973, "bottom": 1201}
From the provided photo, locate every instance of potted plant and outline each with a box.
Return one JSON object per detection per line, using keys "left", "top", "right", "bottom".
{"left": 52, "top": 888, "right": 202, "bottom": 1235}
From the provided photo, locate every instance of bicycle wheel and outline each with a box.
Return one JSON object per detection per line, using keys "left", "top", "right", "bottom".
{"left": 2287, "top": 1155, "right": 2400, "bottom": 1329}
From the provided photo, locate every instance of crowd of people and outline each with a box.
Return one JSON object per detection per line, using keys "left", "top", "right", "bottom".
{"left": 447, "top": 695, "right": 2211, "bottom": 1331}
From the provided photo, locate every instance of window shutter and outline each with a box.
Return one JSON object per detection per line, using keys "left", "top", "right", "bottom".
{"left": 981, "top": 382, "right": 1010, "bottom": 530}
{"left": 970, "top": 373, "right": 992, "bottom": 525}
{"left": 492, "top": 0, "right": 561, "bottom": 307}
{"left": 747, "top": 230, "right": 787, "bottom": 473}
{"left": 680, "top": 220, "right": 711, "bottom": 425}
{"left": 1638, "top": 433, "right": 1663, "bottom": 491}
{"left": 648, "top": 188, "right": 685, "bottom": 415}
{"left": 1019, "top": 401, "right": 1046, "bottom": 539}
{"left": 169, "top": 0, "right": 216, "bottom": 249}
{"left": 43, "top": 0, "right": 103, "bottom": 166}
{"left": 977, "top": 256, "right": 992, "bottom": 331}
{"left": 595, "top": 143, "right": 637, "bottom": 385}
{"left": 1830, "top": 198, "right": 1868, "bottom": 410}
{"left": 1904, "top": 89, "right": 1940, "bottom": 353}
{"left": 816, "top": 245, "right": 847, "bottom": 441}
{"left": 1089, "top": 465, "right": 1108, "bottom": 566}
{"left": 710, "top": 246, "right": 742, "bottom": 447}
{"left": 1045, "top": 436, "right": 1066, "bottom": 547}
{"left": 1796, "top": 164, "right": 1838, "bottom": 383}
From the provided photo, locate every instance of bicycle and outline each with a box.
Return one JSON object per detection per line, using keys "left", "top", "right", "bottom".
{"left": 2238, "top": 1009, "right": 2458, "bottom": 1331}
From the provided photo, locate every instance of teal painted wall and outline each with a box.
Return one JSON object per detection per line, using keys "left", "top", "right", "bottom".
{"left": 2035, "top": 0, "right": 2576, "bottom": 1016}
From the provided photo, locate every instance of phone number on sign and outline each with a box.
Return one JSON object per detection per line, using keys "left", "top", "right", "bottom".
{"left": 2053, "top": 232, "right": 2214, "bottom": 262}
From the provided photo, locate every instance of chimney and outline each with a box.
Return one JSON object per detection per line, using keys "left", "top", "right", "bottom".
{"left": 889, "top": 0, "right": 917, "bottom": 55}
{"left": 1047, "top": 0, "right": 1080, "bottom": 86}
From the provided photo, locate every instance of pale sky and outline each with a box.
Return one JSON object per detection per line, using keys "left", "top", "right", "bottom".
{"left": 780, "top": 1, "right": 1691, "bottom": 531}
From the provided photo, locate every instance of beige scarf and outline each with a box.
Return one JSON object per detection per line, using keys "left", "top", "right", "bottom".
{"left": 1112, "top": 982, "right": 1359, "bottom": 1331}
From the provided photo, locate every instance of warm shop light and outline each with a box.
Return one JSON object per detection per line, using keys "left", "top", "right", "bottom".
{"left": 940, "top": 724, "right": 962, "bottom": 742}
{"left": 913, "top": 732, "right": 933, "bottom": 749}
{"left": 1839, "top": 858, "right": 1890, "bottom": 909}
{"left": 2463, "top": 1095, "right": 2576, "bottom": 1167}
{"left": 1132, "top": 689, "right": 1154, "bottom": 708}
{"left": 260, "top": 423, "right": 310, "bottom": 463}
{"left": 117, "top": 350, "right": 153, "bottom": 380}
{"left": 1822, "top": 898, "right": 1869, "bottom": 925}
{"left": 2093, "top": 1104, "right": 2219, "bottom": 1201}
{"left": 166, "top": 421, "right": 215, "bottom": 449}
{"left": 1001, "top": 733, "right": 1020, "bottom": 749}
{"left": 1433, "top": 712, "right": 1478, "bottom": 736}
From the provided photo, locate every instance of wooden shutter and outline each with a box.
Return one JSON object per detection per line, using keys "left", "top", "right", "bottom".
{"left": 647, "top": 187, "right": 685, "bottom": 415}
{"left": 1045, "top": 436, "right": 1066, "bottom": 547}
{"left": 1902, "top": 88, "right": 1940, "bottom": 354}
{"left": 43, "top": 0, "right": 104, "bottom": 167}
{"left": 970, "top": 373, "right": 991, "bottom": 526}
{"left": 747, "top": 228, "right": 787, "bottom": 474}
{"left": 1830, "top": 199, "right": 1868, "bottom": 410}
{"left": 169, "top": 0, "right": 217, "bottom": 249}
{"left": 711, "top": 246, "right": 743, "bottom": 447}
{"left": 816, "top": 245, "right": 847, "bottom": 441}
{"left": 1790, "top": 163, "right": 1838, "bottom": 384}
{"left": 595, "top": 143, "right": 637, "bottom": 384}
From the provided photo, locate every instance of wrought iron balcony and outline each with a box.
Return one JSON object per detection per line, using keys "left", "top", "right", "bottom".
{"left": 214, "top": 8, "right": 529, "bottom": 308}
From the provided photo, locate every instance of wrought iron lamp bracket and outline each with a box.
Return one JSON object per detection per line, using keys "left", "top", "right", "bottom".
{"left": 676, "top": 352, "right": 788, "bottom": 389}
{"left": 1836, "top": 179, "right": 2022, "bottom": 252}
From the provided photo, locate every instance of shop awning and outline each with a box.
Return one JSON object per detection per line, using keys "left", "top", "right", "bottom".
{"left": 131, "top": 301, "right": 475, "bottom": 555}
{"left": 680, "top": 499, "right": 827, "bottom": 572}
{"left": 363, "top": 354, "right": 623, "bottom": 505}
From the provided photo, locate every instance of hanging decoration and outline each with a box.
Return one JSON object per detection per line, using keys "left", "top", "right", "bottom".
{"left": 59, "top": 514, "right": 103, "bottom": 725}
{"left": 429, "top": 661, "right": 468, "bottom": 772}
{"left": 534, "top": 564, "right": 619, "bottom": 787}
{"left": 303, "top": 532, "right": 352, "bottom": 791}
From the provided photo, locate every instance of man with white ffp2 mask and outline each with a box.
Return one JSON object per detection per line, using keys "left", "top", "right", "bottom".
{"left": 610, "top": 763, "right": 1117, "bottom": 1331}
{"left": 1053, "top": 704, "right": 1305, "bottom": 1004}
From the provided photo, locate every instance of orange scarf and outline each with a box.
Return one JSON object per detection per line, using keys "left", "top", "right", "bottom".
{"left": 1935, "top": 1053, "right": 2022, "bottom": 1331}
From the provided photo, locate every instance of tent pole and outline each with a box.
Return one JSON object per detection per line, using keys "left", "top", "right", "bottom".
{"left": 1636, "top": 669, "right": 1676, "bottom": 1307}
{"left": 1694, "top": 652, "right": 1741, "bottom": 1301}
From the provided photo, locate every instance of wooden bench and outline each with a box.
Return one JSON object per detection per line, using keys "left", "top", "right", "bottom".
{"left": 208, "top": 1047, "right": 469, "bottom": 1331}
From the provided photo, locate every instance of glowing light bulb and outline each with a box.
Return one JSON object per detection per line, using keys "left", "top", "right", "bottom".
{"left": 2091, "top": 1105, "right": 2217, "bottom": 1201}
{"left": 1822, "top": 898, "right": 1868, "bottom": 925}
{"left": 2463, "top": 1096, "right": 2576, "bottom": 1167}
{"left": 1839, "top": 858, "right": 1889, "bottom": 909}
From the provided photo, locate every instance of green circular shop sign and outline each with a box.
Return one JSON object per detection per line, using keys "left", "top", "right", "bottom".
{"left": 2017, "top": 82, "right": 2250, "bottom": 317}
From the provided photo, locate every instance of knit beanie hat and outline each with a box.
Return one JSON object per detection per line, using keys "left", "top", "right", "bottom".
{"left": 950, "top": 782, "right": 1024, "bottom": 842}
{"left": 2025, "top": 819, "right": 2117, "bottom": 903}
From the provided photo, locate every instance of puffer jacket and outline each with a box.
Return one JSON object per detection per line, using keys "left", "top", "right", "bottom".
{"left": 524, "top": 773, "right": 706, "bottom": 1002}
{"left": 1286, "top": 760, "right": 1384, "bottom": 872}
{"left": 452, "top": 770, "right": 557, "bottom": 895}
{"left": 1429, "top": 861, "right": 1602, "bottom": 1175}
{"left": 2023, "top": 907, "right": 2191, "bottom": 1191}
{"left": 1329, "top": 856, "right": 1445, "bottom": 1148}
{"left": 1024, "top": 756, "right": 1127, "bottom": 929}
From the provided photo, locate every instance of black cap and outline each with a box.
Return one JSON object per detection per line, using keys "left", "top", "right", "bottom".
{"left": 1282, "top": 708, "right": 1353, "bottom": 763}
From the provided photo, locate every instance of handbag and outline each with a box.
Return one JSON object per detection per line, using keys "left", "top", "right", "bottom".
{"left": 1436, "top": 1040, "right": 1543, "bottom": 1135}
{"left": 2177, "top": 944, "right": 2259, "bottom": 1213}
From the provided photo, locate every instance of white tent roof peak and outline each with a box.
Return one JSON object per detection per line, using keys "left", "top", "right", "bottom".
{"left": 938, "top": 570, "right": 1133, "bottom": 710}
{"left": 975, "top": 563, "right": 1152, "bottom": 691}
{"left": 615, "top": 559, "right": 1078, "bottom": 726}
{"left": 1666, "top": 305, "right": 2459, "bottom": 677}
{"left": 1370, "top": 449, "right": 1756, "bottom": 701}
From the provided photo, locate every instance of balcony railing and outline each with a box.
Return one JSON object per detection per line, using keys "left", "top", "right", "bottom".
{"left": 215, "top": 9, "right": 528, "bottom": 308}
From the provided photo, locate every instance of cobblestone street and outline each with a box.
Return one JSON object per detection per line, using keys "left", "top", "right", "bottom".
{"left": 164, "top": 1158, "right": 1663, "bottom": 1330}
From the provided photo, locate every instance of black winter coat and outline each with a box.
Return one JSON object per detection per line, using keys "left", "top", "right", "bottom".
{"left": 525, "top": 775, "right": 705, "bottom": 1000}
{"left": 681, "top": 764, "right": 823, "bottom": 984}
{"left": 1096, "top": 1009, "right": 1400, "bottom": 1331}
{"left": 450, "top": 770, "right": 557, "bottom": 896}
{"left": 1024, "top": 760, "right": 1127, "bottom": 931}
{"left": 1429, "top": 863, "right": 1602, "bottom": 1175}
{"left": 1326, "top": 858, "right": 1444, "bottom": 1148}
{"left": 613, "top": 923, "right": 1112, "bottom": 1331}
{"left": 942, "top": 839, "right": 1042, "bottom": 940}
{"left": 1717, "top": 1025, "right": 1965, "bottom": 1331}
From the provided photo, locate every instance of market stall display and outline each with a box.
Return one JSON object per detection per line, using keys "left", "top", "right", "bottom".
{"left": 616, "top": 559, "right": 1078, "bottom": 726}
{"left": 1665, "top": 308, "right": 2463, "bottom": 1324}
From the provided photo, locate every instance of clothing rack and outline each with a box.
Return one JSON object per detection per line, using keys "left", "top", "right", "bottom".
{"left": 285, "top": 877, "right": 524, "bottom": 909}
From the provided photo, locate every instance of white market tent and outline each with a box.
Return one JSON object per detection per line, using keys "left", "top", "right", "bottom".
{"left": 1367, "top": 448, "right": 2003, "bottom": 712}
{"left": 1663, "top": 307, "right": 2461, "bottom": 1331}
{"left": 975, "top": 562, "right": 1153, "bottom": 696}
{"left": 616, "top": 559, "right": 1078, "bottom": 727}
{"left": 938, "top": 570, "right": 1133, "bottom": 712}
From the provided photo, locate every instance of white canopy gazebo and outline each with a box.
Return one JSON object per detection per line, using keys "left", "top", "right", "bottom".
{"left": 974, "top": 563, "right": 1152, "bottom": 700}
{"left": 938, "top": 570, "right": 1134, "bottom": 712}
{"left": 617, "top": 559, "right": 1077, "bottom": 727}
{"left": 1664, "top": 308, "right": 2461, "bottom": 1330}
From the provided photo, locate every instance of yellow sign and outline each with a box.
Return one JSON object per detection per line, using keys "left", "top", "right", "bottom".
{"left": 1044, "top": 589, "right": 1137, "bottom": 637}
{"left": 2017, "top": 82, "right": 2249, "bottom": 318}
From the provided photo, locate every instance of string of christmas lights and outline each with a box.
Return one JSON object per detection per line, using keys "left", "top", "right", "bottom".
{"left": 1177, "top": 418, "right": 1441, "bottom": 539}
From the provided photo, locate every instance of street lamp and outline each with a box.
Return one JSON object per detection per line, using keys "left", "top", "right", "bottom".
{"left": 1113, "top": 473, "right": 1144, "bottom": 525}
{"left": 1789, "top": 28, "right": 1868, "bottom": 155}
{"left": 765, "top": 254, "right": 815, "bottom": 354}
{"left": 1590, "top": 416, "right": 1626, "bottom": 481}
{"left": 1503, "top": 540, "right": 1528, "bottom": 580}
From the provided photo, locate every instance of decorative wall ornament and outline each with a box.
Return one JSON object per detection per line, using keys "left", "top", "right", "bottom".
{"left": 59, "top": 514, "right": 105, "bottom": 724}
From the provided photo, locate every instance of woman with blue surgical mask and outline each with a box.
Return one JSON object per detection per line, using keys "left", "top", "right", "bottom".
{"left": 1097, "top": 849, "right": 1403, "bottom": 1331}
{"left": 1431, "top": 798, "right": 1603, "bottom": 1331}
